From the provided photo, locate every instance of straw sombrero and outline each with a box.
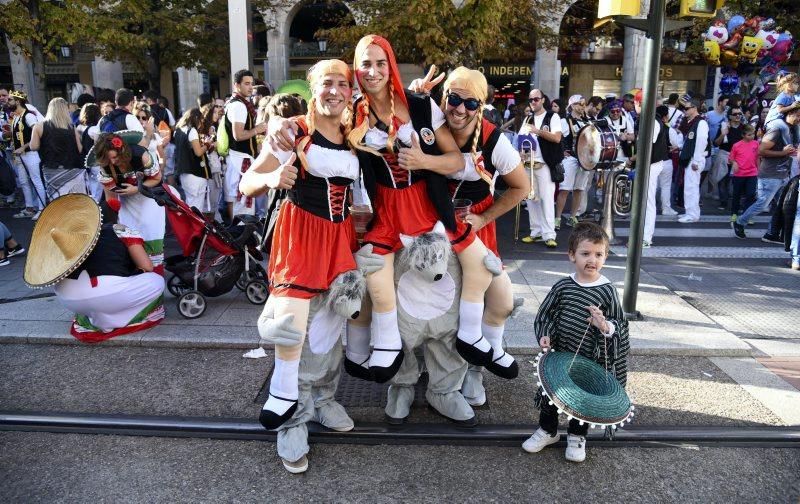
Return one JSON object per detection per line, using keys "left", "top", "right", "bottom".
{"left": 535, "top": 349, "right": 634, "bottom": 430}
{"left": 24, "top": 194, "right": 102, "bottom": 288}
{"left": 84, "top": 129, "right": 144, "bottom": 168}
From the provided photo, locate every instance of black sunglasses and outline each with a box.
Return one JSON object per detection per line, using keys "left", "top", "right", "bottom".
{"left": 528, "top": 97, "right": 542, "bottom": 103}
{"left": 447, "top": 93, "right": 481, "bottom": 111}
{"left": 730, "top": 112, "right": 743, "bottom": 116}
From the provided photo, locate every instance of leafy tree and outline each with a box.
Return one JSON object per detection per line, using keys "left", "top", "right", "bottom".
{"left": 0, "top": 0, "right": 290, "bottom": 103}
{"left": 319, "top": 0, "right": 564, "bottom": 70}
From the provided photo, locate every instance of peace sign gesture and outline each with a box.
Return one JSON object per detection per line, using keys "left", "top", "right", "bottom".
{"left": 408, "top": 65, "right": 446, "bottom": 95}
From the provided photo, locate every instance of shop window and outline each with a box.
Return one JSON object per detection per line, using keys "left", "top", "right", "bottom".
{"left": 592, "top": 80, "right": 623, "bottom": 98}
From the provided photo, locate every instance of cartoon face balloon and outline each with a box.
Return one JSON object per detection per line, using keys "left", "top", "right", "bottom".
{"left": 706, "top": 21, "right": 728, "bottom": 44}
{"left": 704, "top": 40, "right": 721, "bottom": 65}
{"left": 756, "top": 29, "right": 778, "bottom": 49}
{"left": 740, "top": 36, "right": 763, "bottom": 63}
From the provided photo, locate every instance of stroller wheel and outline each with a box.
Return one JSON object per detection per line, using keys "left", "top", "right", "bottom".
{"left": 178, "top": 291, "right": 207, "bottom": 319}
{"left": 167, "top": 275, "right": 189, "bottom": 297}
{"left": 245, "top": 280, "right": 269, "bottom": 305}
{"left": 236, "top": 263, "right": 267, "bottom": 291}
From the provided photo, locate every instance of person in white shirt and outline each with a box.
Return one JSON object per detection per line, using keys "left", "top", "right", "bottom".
{"left": 677, "top": 96, "right": 709, "bottom": 223}
{"left": 518, "top": 89, "right": 562, "bottom": 247}
{"left": 223, "top": 69, "right": 266, "bottom": 220}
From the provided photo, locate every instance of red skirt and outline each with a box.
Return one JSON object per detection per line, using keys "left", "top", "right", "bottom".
{"left": 268, "top": 201, "right": 358, "bottom": 299}
{"left": 471, "top": 194, "right": 500, "bottom": 260}
{"left": 364, "top": 181, "right": 475, "bottom": 255}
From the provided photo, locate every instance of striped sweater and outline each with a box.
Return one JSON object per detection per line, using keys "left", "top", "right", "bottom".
{"left": 534, "top": 274, "right": 630, "bottom": 386}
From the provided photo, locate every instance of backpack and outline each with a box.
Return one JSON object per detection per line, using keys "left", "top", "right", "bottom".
{"left": 97, "top": 109, "right": 130, "bottom": 134}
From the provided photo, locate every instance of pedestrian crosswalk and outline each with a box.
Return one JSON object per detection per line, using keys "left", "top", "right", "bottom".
{"left": 608, "top": 215, "right": 790, "bottom": 259}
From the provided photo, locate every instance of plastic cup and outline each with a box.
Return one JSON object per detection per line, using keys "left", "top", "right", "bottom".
{"left": 453, "top": 198, "right": 472, "bottom": 222}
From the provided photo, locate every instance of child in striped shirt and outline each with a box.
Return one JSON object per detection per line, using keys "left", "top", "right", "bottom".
{"left": 523, "top": 222, "right": 630, "bottom": 462}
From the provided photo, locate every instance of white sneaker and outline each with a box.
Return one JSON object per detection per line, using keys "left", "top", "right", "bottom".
{"left": 31, "top": 210, "right": 42, "bottom": 221}
{"left": 522, "top": 428, "right": 559, "bottom": 453}
{"left": 677, "top": 215, "right": 697, "bottom": 224}
{"left": 565, "top": 434, "right": 586, "bottom": 462}
{"left": 281, "top": 455, "right": 308, "bottom": 474}
{"left": 662, "top": 208, "right": 678, "bottom": 216}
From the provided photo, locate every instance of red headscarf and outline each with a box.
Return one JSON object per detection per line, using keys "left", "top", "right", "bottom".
{"left": 349, "top": 35, "right": 409, "bottom": 153}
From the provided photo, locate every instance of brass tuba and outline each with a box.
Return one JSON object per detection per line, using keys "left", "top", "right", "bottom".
{"left": 612, "top": 168, "right": 633, "bottom": 217}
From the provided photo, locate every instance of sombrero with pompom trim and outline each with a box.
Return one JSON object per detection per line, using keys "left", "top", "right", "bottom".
{"left": 23, "top": 194, "right": 103, "bottom": 289}
{"left": 534, "top": 349, "right": 634, "bottom": 430}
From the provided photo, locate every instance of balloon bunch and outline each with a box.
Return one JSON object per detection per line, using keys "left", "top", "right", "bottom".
{"left": 702, "top": 15, "right": 795, "bottom": 98}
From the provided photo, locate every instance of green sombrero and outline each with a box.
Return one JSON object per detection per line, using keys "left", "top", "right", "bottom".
{"left": 276, "top": 79, "right": 312, "bottom": 102}
{"left": 535, "top": 349, "right": 634, "bottom": 429}
{"left": 84, "top": 129, "right": 144, "bottom": 168}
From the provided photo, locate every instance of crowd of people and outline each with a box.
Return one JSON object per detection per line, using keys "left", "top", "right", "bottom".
{"left": 489, "top": 74, "right": 800, "bottom": 267}
{"left": 3, "top": 41, "right": 799, "bottom": 474}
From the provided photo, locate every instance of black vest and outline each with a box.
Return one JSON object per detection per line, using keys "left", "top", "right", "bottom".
{"left": 224, "top": 95, "right": 257, "bottom": 157}
{"left": 679, "top": 118, "right": 708, "bottom": 168}
{"left": 67, "top": 225, "right": 138, "bottom": 279}
{"left": 12, "top": 111, "right": 35, "bottom": 150}
{"left": 450, "top": 119, "right": 502, "bottom": 203}
{"left": 39, "top": 122, "right": 82, "bottom": 169}
{"left": 174, "top": 127, "right": 207, "bottom": 178}
{"left": 529, "top": 111, "right": 564, "bottom": 170}
{"left": 651, "top": 121, "right": 670, "bottom": 163}
{"left": 287, "top": 129, "right": 354, "bottom": 223}
{"left": 357, "top": 90, "right": 456, "bottom": 231}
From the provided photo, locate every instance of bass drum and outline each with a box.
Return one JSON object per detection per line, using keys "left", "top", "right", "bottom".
{"left": 576, "top": 121, "right": 620, "bottom": 171}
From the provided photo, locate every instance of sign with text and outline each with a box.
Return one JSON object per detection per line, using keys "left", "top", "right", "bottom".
{"left": 478, "top": 65, "right": 533, "bottom": 79}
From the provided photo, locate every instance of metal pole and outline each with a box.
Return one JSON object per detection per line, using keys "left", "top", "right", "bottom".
{"left": 621, "top": 0, "right": 667, "bottom": 318}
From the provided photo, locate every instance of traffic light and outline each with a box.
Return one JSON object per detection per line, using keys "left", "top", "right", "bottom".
{"left": 679, "top": 0, "right": 724, "bottom": 18}
{"left": 595, "top": 0, "right": 640, "bottom": 28}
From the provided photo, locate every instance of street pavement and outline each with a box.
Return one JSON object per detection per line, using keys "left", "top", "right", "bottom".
{"left": 2, "top": 195, "right": 800, "bottom": 502}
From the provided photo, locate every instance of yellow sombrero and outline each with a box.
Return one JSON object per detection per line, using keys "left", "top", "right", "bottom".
{"left": 24, "top": 194, "right": 102, "bottom": 288}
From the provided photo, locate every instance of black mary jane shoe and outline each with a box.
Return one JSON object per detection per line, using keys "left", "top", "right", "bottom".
{"left": 455, "top": 336, "right": 494, "bottom": 367}
{"left": 384, "top": 413, "right": 408, "bottom": 425}
{"left": 484, "top": 352, "right": 519, "bottom": 380}
{"left": 369, "top": 348, "right": 404, "bottom": 384}
{"left": 258, "top": 394, "right": 298, "bottom": 430}
{"left": 426, "top": 405, "right": 477, "bottom": 428}
{"left": 344, "top": 356, "right": 374, "bottom": 382}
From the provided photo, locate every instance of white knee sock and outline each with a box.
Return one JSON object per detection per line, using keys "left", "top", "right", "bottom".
{"left": 369, "top": 309, "right": 401, "bottom": 368}
{"left": 263, "top": 357, "right": 299, "bottom": 415}
{"left": 346, "top": 324, "right": 371, "bottom": 368}
{"left": 458, "top": 301, "right": 492, "bottom": 354}
{"left": 482, "top": 321, "right": 515, "bottom": 367}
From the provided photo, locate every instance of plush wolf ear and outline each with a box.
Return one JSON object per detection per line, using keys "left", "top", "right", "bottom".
{"left": 432, "top": 221, "right": 446, "bottom": 236}
{"left": 399, "top": 233, "right": 414, "bottom": 248}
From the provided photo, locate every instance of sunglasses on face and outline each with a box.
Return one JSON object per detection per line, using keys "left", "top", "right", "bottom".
{"left": 138, "top": 116, "right": 148, "bottom": 120}
{"left": 447, "top": 93, "right": 481, "bottom": 111}
{"left": 730, "top": 112, "right": 743, "bottom": 116}
{"left": 528, "top": 97, "right": 542, "bottom": 103}
{"left": 610, "top": 109, "right": 621, "bottom": 113}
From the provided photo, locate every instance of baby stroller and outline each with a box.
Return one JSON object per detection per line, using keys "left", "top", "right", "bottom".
{"left": 139, "top": 179, "right": 269, "bottom": 319}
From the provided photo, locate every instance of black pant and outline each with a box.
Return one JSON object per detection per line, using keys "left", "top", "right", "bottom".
{"left": 539, "top": 401, "right": 589, "bottom": 437}
{"left": 731, "top": 176, "right": 757, "bottom": 216}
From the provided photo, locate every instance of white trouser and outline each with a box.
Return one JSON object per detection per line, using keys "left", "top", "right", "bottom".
{"left": 657, "top": 161, "right": 674, "bottom": 212}
{"left": 14, "top": 151, "right": 45, "bottom": 210}
{"left": 55, "top": 270, "right": 165, "bottom": 332}
{"left": 683, "top": 164, "right": 702, "bottom": 220}
{"left": 643, "top": 161, "right": 664, "bottom": 243}
{"left": 226, "top": 152, "right": 255, "bottom": 216}
{"left": 527, "top": 163, "right": 556, "bottom": 240}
